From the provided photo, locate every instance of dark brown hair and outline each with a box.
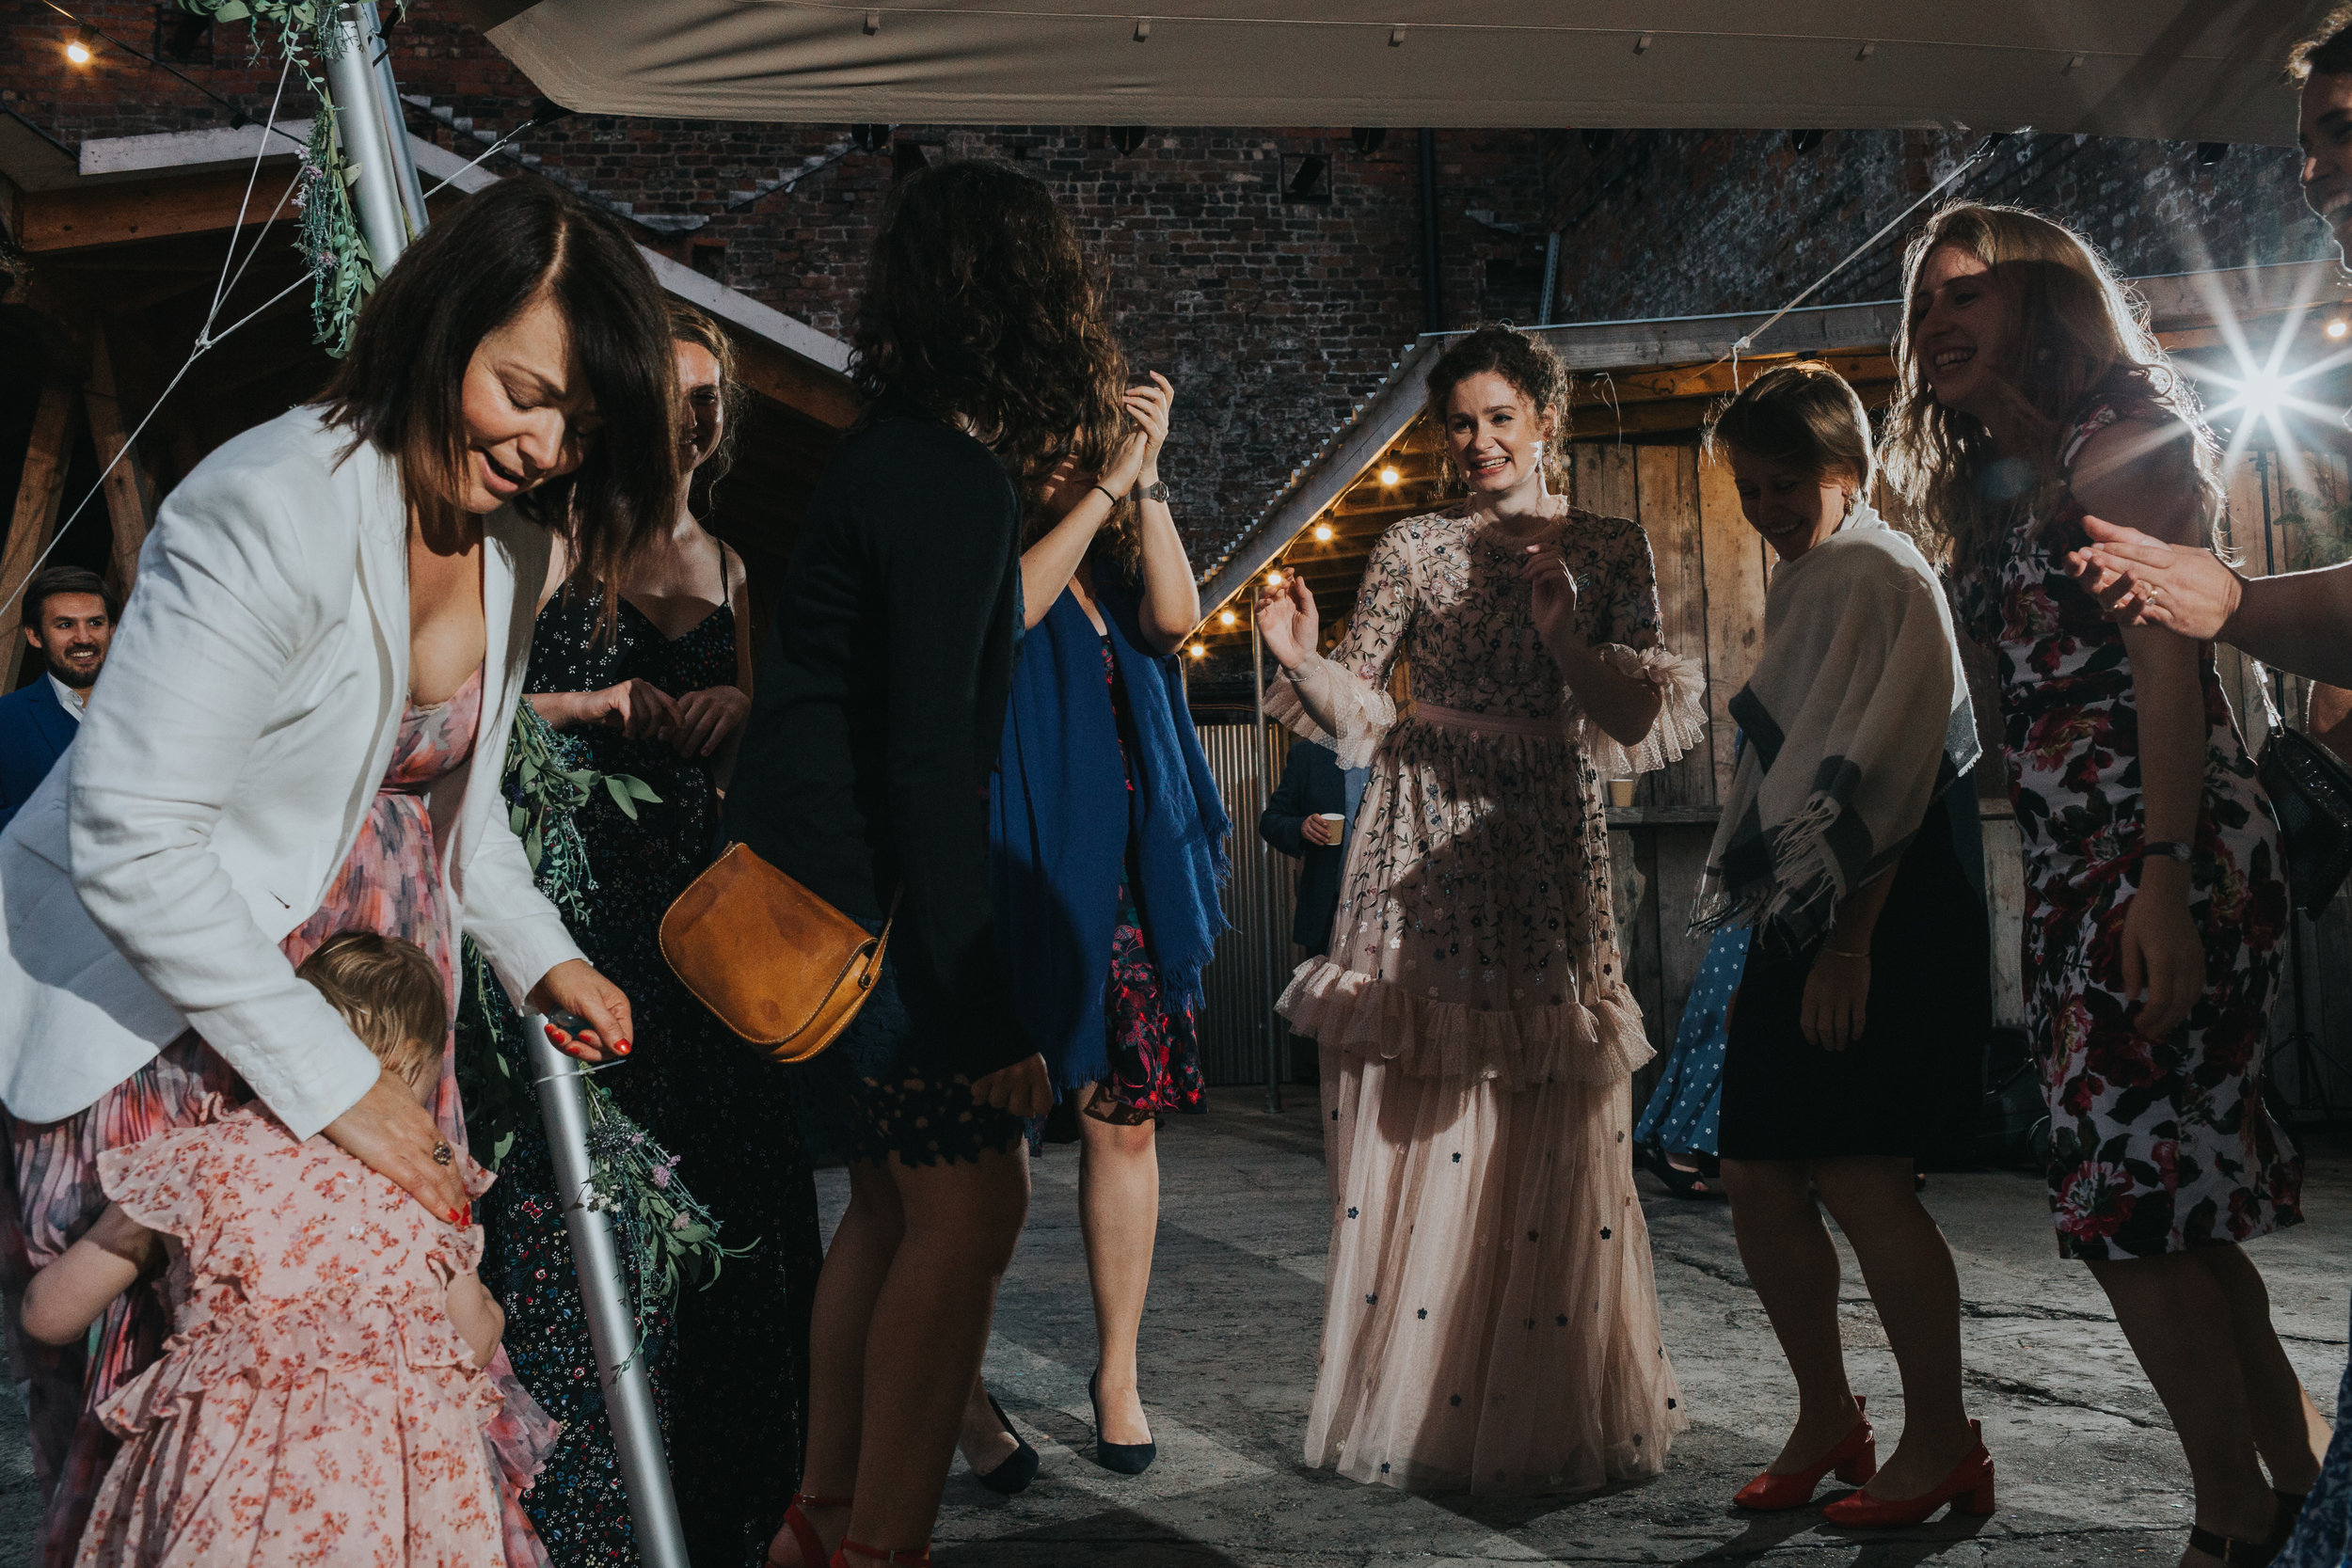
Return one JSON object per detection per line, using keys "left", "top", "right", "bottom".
{"left": 1424, "top": 325, "right": 1571, "bottom": 491}
{"left": 851, "top": 160, "right": 1129, "bottom": 527}
{"left": 1705, "top": 362, "right": 1876, "bottom": 495}
{"left": 319, "top": 178, "right": 679, "bottom": 594}
{"left": 1880, "top": 202, "right": 2220, "bottom": 566}
{"left": 296, "top": 930, "right": 447, "bottom": 1088}
{"left": 20, "top": 566, "right": 117, "bottom": 628}
{"left": 668, "top": 300, "right": 743, "bottom": 516}
{"left": 2291, "top": 7, "right": 2352, "bottom": 80}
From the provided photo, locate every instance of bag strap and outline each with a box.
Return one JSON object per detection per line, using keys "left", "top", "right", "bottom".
{"left": 2250, "top": 658, "right": 2287, "bottom": 738}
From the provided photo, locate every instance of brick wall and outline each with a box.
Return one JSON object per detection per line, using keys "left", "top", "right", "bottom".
{"left": 1539, "top": 127, "right": 2327, "bottom": 325}
{"left": 4, "top": 3, "right": 2328, "bottom": 565}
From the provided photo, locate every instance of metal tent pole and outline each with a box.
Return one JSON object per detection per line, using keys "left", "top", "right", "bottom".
{"left": 528, "top": 1016, "right": 692, "bottom": 1568}
{"left": 1252, "top": 605, "right": 1282, "bottom": 1114}
{"left": 368, "top": 7, "right": 431, "bottom": 230}
{"left": 324, "top": 2, "right": 416, "bottom": 271}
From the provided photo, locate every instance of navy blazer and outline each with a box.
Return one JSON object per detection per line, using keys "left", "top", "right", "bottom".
{"left": 0, "top": 675, "right": 77, "bottom": 834}
{"left": 1259, "top": 736, "right": 1349, "bottom": 953}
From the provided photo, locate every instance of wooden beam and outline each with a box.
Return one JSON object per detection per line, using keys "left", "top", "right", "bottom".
{"left": 82, "top": 325, "right": 158, "bottom": 596}
{"left": 733, "top": 337, "right": 861, "bottom": 432}
{"left": 2, "top": 379, "right": 81, "bottom": 689}
{"left": 18, "top": 168, "right": 298, "bottom": 254}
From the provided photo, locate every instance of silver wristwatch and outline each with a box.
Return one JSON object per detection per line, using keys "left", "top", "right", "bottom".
{"left": 1137, "top": 479, "right": 1168, "bottom": 505}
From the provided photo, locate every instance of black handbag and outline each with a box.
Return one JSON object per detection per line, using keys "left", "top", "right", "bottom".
{"left": 2252, "top": 666, "right": 2352, "bottom": 913}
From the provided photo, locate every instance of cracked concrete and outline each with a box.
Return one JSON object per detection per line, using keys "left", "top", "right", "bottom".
{"left": 917, "top": 1098, "right": 2348, "bottom": 1567}
{"left": 0, "top": 1100, "right": 2336, "bottom": 1565}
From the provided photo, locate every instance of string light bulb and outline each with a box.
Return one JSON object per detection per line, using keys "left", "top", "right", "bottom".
{"left": 1218, "top": 609, "right": 1238, "bottom": 627}
{"left": 1188, "top": 642, "right": 1207, "bottom": 659}
{"left": 2329, "top": 316, "right": 2348, "bottom": 341}
{"left": 65, "top": 25, "right": 97, "bottom": 64}
{"left": 1312, "top": 523, "right": 1334, "bottom": 543}
{"left": 1379, "top": 465, "right": 1402, "bottom": 486}
{"left": 1265, "top": 569, "right": 1284, "bottom": 587}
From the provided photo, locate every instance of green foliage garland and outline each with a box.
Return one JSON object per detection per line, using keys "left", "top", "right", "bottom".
{"left": 178, "top": 0, "right": 389, "bottom": 354}
{"left": 454, "top": 702, "right": 748, "bottom": 1340}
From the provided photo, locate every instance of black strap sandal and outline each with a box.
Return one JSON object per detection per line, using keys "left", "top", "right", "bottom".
{"left": 2188, "top": 1524, "right": 2280, "bottom": 1567}
{"left": 1643, "top": 1145, "right": 1724, "bottom": 1201}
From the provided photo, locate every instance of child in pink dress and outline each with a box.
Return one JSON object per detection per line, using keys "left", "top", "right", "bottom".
{"left": 21, "top": 931, "right": 512, "bottom": 1566}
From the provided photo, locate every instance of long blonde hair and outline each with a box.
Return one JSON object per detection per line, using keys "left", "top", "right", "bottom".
{"left": 1880, "top": 202, "right": 2221, "bottom": 569}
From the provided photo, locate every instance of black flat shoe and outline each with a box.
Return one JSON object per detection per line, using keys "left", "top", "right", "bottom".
{"left": 971, "top": 1390, "right": 1039, "bottom": 1496}
{"left": 1089, "top": 1370, "right": 1156, "bottom": 1476}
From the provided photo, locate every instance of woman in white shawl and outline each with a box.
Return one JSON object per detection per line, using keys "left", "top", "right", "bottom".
{"left": 1694, "top": 364, "right": 1995, "bottom": 1528}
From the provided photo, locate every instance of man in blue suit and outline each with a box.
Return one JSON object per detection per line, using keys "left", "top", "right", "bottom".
{"left": 1258, "top": 736, "right": 1368, "bottom": 956}
{"left": 1, "top": 566, "right": 116, "bottom": 833}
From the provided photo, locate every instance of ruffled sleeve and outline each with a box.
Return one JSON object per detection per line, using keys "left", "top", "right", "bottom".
{"left": 1263, "top": 520, "right": 1417, "bottom": 770}
{"left": 1565, "top": 514, "right": 1708, "bottom": 777}
{"left": 95, "top": 1096, "right": 237, "bottom": 1244}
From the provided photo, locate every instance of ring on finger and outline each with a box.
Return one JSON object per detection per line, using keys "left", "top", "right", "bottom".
{"left": 431, "top": 1141, "right": 454, "bottom": 1166}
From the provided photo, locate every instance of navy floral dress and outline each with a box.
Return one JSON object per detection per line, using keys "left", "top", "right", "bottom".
{"left": 1951, "top": 404, "right": 2299, "bottom": 1260}
{"left": 483, "top": 580, "right": 825, "bottom": 1567}
{"left": 1095, "top": 635, "right": 1206, "bottom": 1122}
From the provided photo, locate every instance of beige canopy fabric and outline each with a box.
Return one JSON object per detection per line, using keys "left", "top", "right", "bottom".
{"left": 460, "top": 0, "right": 2327, "bottom": 147}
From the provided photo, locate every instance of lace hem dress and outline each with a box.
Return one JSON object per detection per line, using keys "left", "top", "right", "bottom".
{"left": 1270, "top": 505, "right": 1704, "bottom": 1494}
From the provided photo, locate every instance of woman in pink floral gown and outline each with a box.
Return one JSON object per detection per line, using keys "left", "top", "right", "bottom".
{"left": 1257, "top": 326, "right": 1705, "bottom": 1494}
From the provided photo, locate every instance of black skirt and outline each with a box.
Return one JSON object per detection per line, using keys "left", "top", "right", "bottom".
{"left": 1716, "top": 791, "right": 1991, "bottom": 1164}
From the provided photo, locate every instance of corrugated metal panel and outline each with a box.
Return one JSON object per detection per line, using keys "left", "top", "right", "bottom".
{"left": 1192, "top": 714, "right": 1299, "bottom": 1090}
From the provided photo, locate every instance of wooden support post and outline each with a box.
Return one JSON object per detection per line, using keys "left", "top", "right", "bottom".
{"left": 1695, "top": 447, "right": 1767, "bottom": 803}
{"left": 2, "top": 378, "right": 82, "bottom": 689}
{"left": 83, "top": 325, "right": 158, "bottom": 598}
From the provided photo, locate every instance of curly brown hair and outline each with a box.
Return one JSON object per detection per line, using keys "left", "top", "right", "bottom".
{"left": 1879, "top": 202, "right": 2220, "bottom": 569}
{"left": 851, "top": 160, "right": 1130, "bottom": 548}
{"left": 2290, "top": 5, "right": 2352, "bottom": 80}
{"left": 1423, "top": 325, "right": 1571, "bottom": 493}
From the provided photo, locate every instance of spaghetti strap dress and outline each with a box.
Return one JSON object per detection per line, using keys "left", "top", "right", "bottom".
{"left": 280, "top": 665, "right": 562, "bottom": 1568}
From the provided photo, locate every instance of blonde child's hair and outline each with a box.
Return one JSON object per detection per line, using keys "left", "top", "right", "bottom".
{"left": 297, "top": 931, "right": 447, "bottom": 1087}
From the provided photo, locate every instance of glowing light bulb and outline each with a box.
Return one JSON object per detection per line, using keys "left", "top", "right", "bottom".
{"left": 2329, "top": 317, "right": 2348, "bottom": 341}
{"left": 65, "top": 32, "right": 93, "bottom": 63}
{"left": 1188, "top": 642, "right": 1207, "bottom": 659}
{"left": 1312, "top": 523, "right": 1334, "bottom": 543}
{"left": 1265, "top": 569, "right": 1284, "bottom": 587}
{"left": 1378, "top": 466, "right": 1402, "bottom": 486}
{"left": 1218, "top": 610, "right": 1238, "bottom": 627}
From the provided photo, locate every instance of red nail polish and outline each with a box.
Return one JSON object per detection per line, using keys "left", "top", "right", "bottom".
{"left": 449, "top": 1208, "right": 463, "bottom": 1225}
{"left": 614, "top": 1038, "right": 632, "bottom": 1055}
{"left": 461, "top": 1204, "right": 473, "bottom": 1227}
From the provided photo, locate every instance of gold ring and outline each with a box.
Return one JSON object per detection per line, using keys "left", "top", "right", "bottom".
{"left": 431, "top": 1141, "right": 453, "bottom": 1166}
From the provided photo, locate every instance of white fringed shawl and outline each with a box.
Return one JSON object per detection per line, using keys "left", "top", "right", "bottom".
{"left": 1692, "top": 506, "right": 1979, "bottom": 952}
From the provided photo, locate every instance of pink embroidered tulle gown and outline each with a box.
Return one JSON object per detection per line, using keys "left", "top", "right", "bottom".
{"left": 1269, "top": 507, "right": 1707, "bottom": 1494}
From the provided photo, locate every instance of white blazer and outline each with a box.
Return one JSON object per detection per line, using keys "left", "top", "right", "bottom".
{"left": 0, "top": 406, "right": 584, "bottom": 1138}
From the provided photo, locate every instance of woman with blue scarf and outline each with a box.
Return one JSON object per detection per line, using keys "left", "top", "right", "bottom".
{"left": 957, "top": 372, "right": 1231, "bottom": 1484}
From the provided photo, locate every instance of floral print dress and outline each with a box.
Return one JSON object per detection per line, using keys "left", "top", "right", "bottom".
{"left": 1951, "top": 404, "right": 2299, "bottom": 1260}
{"left": 1267, "top": 505, "right": 1706, "bottom": 1494}
{"left": 76, "top": 1104, "right": 505, "bottom": 1567}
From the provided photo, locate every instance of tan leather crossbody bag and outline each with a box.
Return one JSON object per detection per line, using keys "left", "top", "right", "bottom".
{"left": 660, "top": 843, "right": 898, "bottom": 1063}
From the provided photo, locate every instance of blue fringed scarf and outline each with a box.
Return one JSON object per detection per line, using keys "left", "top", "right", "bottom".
{"left": 989, "top": 580, "right": 1231, "bottom": 1095}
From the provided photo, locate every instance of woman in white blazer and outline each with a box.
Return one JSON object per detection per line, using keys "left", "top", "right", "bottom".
{"left": 0, "top": 179, "right": 679, "bottom": 1558}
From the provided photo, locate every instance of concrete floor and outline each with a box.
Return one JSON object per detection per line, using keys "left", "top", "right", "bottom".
{"left": 904, "top": 1096, "right": 2350, "bottom": 1568}
{"left": 0, "top": 1099, "right": 2339, "bottom": 1565}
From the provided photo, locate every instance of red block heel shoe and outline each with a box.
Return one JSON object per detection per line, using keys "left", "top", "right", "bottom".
{"left": 1820, "top": 1421, "right": 1995, "bottom": 1528}
{"left": 1732, "top": 1397, "right": 1876, "bottom": 1512}
{"left": 766, "top": 1493, "right": 852, "bottom": 1568}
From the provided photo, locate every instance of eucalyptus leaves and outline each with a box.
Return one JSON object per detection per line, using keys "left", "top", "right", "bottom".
{"left": 179, "top": 0, "right": 388, "bottom": 352}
